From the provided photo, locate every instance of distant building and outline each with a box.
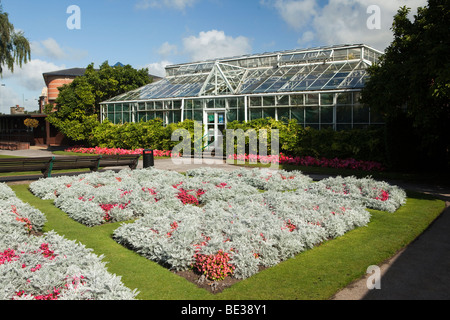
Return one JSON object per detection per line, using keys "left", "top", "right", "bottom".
{"left": 10, "top": 105, "right": 25, "bottom": 114}
{"left": 1, "top": 64, "right": 160, "bottom": 149}
{"left": 39, "top": 67, "right": 87, "bottom": 113}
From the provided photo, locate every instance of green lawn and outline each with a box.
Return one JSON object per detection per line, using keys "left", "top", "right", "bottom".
{"left": 10, "top": 184, "right": 445, "bottom": 300}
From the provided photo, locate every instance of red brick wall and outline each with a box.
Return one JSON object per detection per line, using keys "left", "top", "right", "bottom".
{"left": 46, "top": 76, "right": 77, "bottom": 105}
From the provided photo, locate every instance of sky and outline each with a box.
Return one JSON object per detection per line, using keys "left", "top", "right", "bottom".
{"left": 0, "top": 0, "right": 427, "bottom": 114}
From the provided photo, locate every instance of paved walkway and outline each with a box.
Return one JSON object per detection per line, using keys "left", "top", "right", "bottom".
{"left": 1, "top": 147, "right": 450, "bottom": 299}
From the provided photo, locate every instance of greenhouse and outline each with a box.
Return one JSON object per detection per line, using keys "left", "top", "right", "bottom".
{"left": 100, "top": 44, "right": 384, "bottom": 140}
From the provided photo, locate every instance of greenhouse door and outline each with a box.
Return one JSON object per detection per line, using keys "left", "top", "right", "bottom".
{"left": 205, "top": 111, "right": 225, "bottom": 152}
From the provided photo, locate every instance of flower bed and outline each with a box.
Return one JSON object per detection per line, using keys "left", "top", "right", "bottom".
{"left": 227, "top": 153, "right": 385, "bottom": 171}
{"left": 29, "top": 167, "right": 406, "bottom": 283}
{"left": 65, "top": 146, "right": 177, "bottom": 158}
{"left": 65, "top": 147, "right": 384, "bottom": 171}
{"left": 0, "top": 183, "right": 138, "bottom": 300}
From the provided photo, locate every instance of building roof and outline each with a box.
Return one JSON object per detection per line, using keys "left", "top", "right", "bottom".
{"left": 43, "top": 68, "right": 87, "bottom": 78}
{"left": 102, "top": 44, "right": 383, "bottom": 104}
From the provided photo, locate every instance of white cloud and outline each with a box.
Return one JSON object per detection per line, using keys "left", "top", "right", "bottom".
{"left": 145, "top": 60, "right": 172, "bottom": 77}
{"left": 3, "top": 59, "right": 65, "bottom": 91}
{"left": 266, "top": 0, "right": 318, "bottom": 30}
{"left": 264, "top": 0, "right": 428, "bottom": 51}
{"left": 158, "top": 42, "right": 178, "bottom": 57}
{"left": 31, "top": 38, "right": 88, "bottom": 61}
{"left": 0, "top": 87, "right": 21, "bottom": 114}
{"left": 135, "top": 0, "right": 197, "bottom": 11}
{"left": 182, "top": 30, "right": 252, "bottom": 62}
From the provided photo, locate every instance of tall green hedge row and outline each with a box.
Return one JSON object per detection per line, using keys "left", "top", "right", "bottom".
{"left": 89, "top": 118, "right": 387, "bottom": 165}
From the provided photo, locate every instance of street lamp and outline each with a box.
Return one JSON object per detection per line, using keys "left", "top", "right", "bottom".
{"left": 0, "top": 84, "right": 4, "bottom": 114}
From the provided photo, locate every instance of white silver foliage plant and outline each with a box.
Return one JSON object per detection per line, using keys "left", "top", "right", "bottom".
{"left": 29, "top": 167, "right": 407, "bottom": 281}
{"left": 0, "top": 183, "right": 138, "bottom": 300}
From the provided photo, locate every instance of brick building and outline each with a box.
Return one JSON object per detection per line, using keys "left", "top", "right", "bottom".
{"left": 0, "top": 68, "right": 85, "bottom": 149}
{"left": 39, "top": 68, "right": 86, "bottom": 112}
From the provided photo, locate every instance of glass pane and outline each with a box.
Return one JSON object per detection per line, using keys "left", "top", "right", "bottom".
{"left": 238, "top": 107, "right": 245, "bottom": 122}
{"left": 320, "top": 106, "right": 334, "bottom": 123}
{"left": 207, "top": 99, "right": 215, "bottom": 108}
{"left": 184, "top": 110, "right": 192, "bottom": 120}
{"left": 115, "top": 113, "right": 123, "bottom": 124}
{"left": 336, "top": 105, "right": 352, "bottom": 123}
{"left": 263, "top": 96, "right": 275, "bottom": 106}
{"left": 215, "top": 99, "right": 225, "bottom": 109}
{"left": 353, "top": 92, "right": 362, "bottom": 104}
{"left": 337, "top": 92, "right": 352, "bottom": 104}
{"left": 277, "top": 107, "right": 290, "bottom": 122}
{"left": 185, "top": 100, "right": 193, "bottom": 109}
{"left": 229, "top": 98, "right": 238, "bottom": 109}
{"left": 305, "top": 106, "right": 319, "bottom": 123}
{"left": 123, "top": 104, "right": 130, "bottom": 112}
{"left": 194, "top": 100, "right": 203, "bottom": 109}
{"left": 237, "top": 97, "right": 245, "bottom": 108}
{"left": 137, "top": 112, "right": 146, "bottom": 122}
{"left": 290, "top": 95, "right": 304, "bottom": 106}
{"left": 250, "top": 109, "right": 262, "bottom": 120}
{"left": 263, "top": 108, "right": 275, "bottom": 119}
{"left": 194, "top": 111, "right": 203, "bottom": 121}
{"left": 155, "top": 111, "right": 164, "bottom": 120}
{"left": 108, "top": 113, "right": 115, "bottom": 123}
{"left": 305, "top": 94, "right": 319, "bottom": 105}
{"left": 114, "top": 104, "right": 122, "bottom": 112}
{"left": 277, "top": 95, "right": 289, "bottom": 106}
{"left": 173, "top": 100, "right": 182, "bottom": 109}
{"left": 155, "top": 101, "right": 163, "bottom": 109}
{"left": 208, "top": 113, "right": 215, "bottom": 123}
{"left": 320, "top": 93, "right": 334, "bottom": 105}
{"left": 123, "top": 112, "right": 130, "bottom": 123}
{"left": 227, "top": 109, "right": 237, "bottom": 122}
{"left": 250, "top": 97, "right": 261, "bottom": 107}
{"left": 108, "top": 104, "right": 115, "bottom": 112}
{"left": 291, "top": 107, "right": 304, "bottom": 123}
{"left": 173, "top": 110, "right": 181, "bottom": 123}
{"left": 138, "top": 103, "right": 145, "bottom": 111}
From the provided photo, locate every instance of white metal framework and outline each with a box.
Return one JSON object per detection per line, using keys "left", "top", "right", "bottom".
{"left": 100, "top": 44, "right": 383, "bottom": 131}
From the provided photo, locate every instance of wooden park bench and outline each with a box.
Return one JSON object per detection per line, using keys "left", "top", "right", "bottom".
{"left": 0, "top": 155, "right": 140, "bottom": 178}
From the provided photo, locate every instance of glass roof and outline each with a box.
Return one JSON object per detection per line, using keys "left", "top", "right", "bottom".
{"left": 103, "top": 44, "right": 382, "bottom": 103}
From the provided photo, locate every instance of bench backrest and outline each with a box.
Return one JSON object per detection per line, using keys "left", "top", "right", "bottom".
{"left": 0, "top": 154, "right": 140, "bottom": 177}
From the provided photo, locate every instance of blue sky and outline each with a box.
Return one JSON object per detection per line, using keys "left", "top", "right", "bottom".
{"left": 0, "top": 0, "right": 427, "bottom": 113}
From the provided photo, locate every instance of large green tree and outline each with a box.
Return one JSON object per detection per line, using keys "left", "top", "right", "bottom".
{"left": 46, "top": 62, "right": 152, "bottom": 143}
{"left": 362, "top": 0, "right": 450, "bottom": 171}
{"left": 0, "top": 4, "right": 31, "bottom": 75}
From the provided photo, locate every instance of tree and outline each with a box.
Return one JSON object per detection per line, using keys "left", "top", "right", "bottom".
{"left": 46, "top": 62, "right": 152, "bottom": 144}
{"left": 0, "top": 4, "right": 31, "bottom": 75}
{"left": 362, "top": 0, "right": 450, "bottom": 171}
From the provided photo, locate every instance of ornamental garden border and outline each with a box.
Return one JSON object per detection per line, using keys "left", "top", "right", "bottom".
{"left": 1, "top": 167, "right": 446, "bottom": 300}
